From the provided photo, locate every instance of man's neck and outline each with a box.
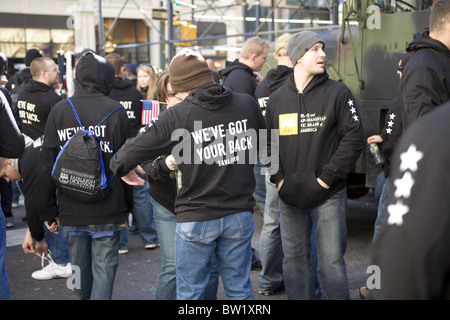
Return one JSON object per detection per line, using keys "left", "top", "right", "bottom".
{"left": 293, "top": 68, "right": 314, "bottom": 93}
{"left": 238, "top": 57, "right": 255, "bottom": 71}
{"left": 430, "top": 26, "right": 450, "bottom": 50}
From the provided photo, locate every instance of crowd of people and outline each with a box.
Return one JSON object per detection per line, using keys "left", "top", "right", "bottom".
{"left": 1, "top": 0, "right": 450, "bottom": 301}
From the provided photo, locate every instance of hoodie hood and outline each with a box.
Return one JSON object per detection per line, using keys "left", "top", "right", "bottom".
{"left": 24, "top": 79, "right": 54, "bottom": 93}
{"left": 406, "top": 31, "right": 450, "bottom": 55}
{"left": 75, "top": 52, "right": 115, "bottom": 96}
{"left": 264, "top": 65, "right": 293, "bottom": 92}
{"left": 186, "top": 83, "right": 232, "bottom": 110}
{"left": 219, "top": 59, "right": 254, "bottom": 79}
{"left": 112, "top": 76, "right": 134, "bottom": 90}
{"left": 287, "top": 69, "right": 329, "bottom": 94}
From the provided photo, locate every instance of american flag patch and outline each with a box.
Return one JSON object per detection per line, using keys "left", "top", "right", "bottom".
{"left": 141, "top": 100, "right": 161, "bottom": 125}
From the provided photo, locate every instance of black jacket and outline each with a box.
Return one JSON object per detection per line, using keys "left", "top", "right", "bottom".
{"left": 401, "top": 31, "right": 450, "bottom": 129}
{"left": 266, "top": 71, "right": 364, "bottom": 209}
{"left": 36, "top": 52, "right": 132, "bottom": 226}
{"left": 254, "top": 65, "right": 292, "bottom": 116}
{"left": 19, "top": 136, "right": 47, "bottom": 241}
{"left": 111, "top": 83, "right": 267, "bottom": 222}
{"left": 379, "top": 92, "right": 403, "bottom": 178}
{"left": 16, "top": 79, "right": 62, "bottom": 140}
{"left": 219, "top": 60, "right": 258, "bottom": 96}
{"left": 143, "top": 155, "right": 178, "bottom": 214}
{"left": 109, "top": 77, "right": 144, "bottom": 137}
{"left": 0, "top": 88, "right": 24, "bottom": 158}
{"left": 371, "top": 101, "right": 450, "bottom": 299}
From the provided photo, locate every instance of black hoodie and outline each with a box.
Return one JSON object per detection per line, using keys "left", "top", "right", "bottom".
{"left": 266, "top": 71, "right": 364, "bottom": 209}
{"left": 110, "top": 83, "right": 267, "bottom": 222}
{"left": 371, "top": 101, "right": 450, "bottom": 299}
{"left": 401, "top": 31, "right": 450, "bottom": 128}
{"left": 254, "top": 65, "right": 292, "bottom": 116}
{"left": 219, "top": 60, "right": 258, "bottom": 96}
{"left": 0, "top": 88, "right": 24, "bottom": 158}
{"left": 109, "top": 77, "right": 144, "bottom": 137}
{"left": 36, "top": 52, "right": 132, "bottom": 227}
{"left": 16, "top": 79, "right": 62, "bottom": 140}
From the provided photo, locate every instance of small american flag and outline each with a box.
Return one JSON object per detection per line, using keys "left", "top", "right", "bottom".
{"left": 141, "top": 100, "right": 161, "bottom": 125}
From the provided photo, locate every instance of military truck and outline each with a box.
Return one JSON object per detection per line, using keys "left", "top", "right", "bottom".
{"left": 315, "top": 0, "right": 432, "bottom": 197}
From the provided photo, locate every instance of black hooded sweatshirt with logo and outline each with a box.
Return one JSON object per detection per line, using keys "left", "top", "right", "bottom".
{"left": 266, "top": 71, "right": 364, "bottom": 209}
{"left": 16, "top": 79, "right": 62, "bottom": 140}
{"left": 36, "top": 53, "right": 132, "bottom": 226}
{"left": 110, "top": 83, "right": 267, "bottom": 222}
{"left": 401, "top": 31, "right": 450, "bottom": 129}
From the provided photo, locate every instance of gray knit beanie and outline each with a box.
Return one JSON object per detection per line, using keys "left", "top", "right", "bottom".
{"left": 287, "top": 31, "right": 325, "bottom": 66}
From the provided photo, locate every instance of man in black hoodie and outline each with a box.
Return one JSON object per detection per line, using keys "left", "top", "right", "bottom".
{"left": 265, "top": 31, "right": 364, "bottom": 299}
{"left": 0, "top": 53, "right": 25, "bottom": 299}
{"left": 16, "top": 57, "right": 62, "bottom": 140}
{"left": 254, "top": 33, "right": 293, "bottom": 296}
{"left": 401, "top": 0, "right": 450, "bottom": 129}
{"left": 105, "top": 53, "right": 159, "bottom": 253}
{"left": 220, "top": 37, "right": 269, "bottom": 270}
{"left": 111, "top": 49, "right": 267, "bottom": 299}
{"left": 36, "top": 51, "right": 132, "bottom": 300}
{"left": 371, "top": 100, "right": 450, "bottom": 299}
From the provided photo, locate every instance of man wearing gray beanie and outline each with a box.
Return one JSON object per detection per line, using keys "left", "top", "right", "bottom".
{"left": 265, "top": 31, "right": 364, "bottom": 299}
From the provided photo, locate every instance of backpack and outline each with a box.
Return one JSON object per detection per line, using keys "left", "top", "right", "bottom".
{"left": 51, "top": 98, "right": 124, "bottom": 202}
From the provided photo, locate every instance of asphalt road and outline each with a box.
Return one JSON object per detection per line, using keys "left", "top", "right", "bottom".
{"left": 5, "top": 192, "right": 377, "bottom": 301}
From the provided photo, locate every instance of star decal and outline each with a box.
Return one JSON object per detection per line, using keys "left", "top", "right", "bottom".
{"left": 350, "top": 106, "right": 356, "bottom": 114}
{"left": 399, "top": 144, "right": 423, "bottom": 172}
{"left": 394, "top": 171, "right": 414, "bottom": 198}
{"left": 387, "top": 120, "right": 394, "bottom": 127}
{"left": 387, "top": 200, "right": 409, "bottom": 225}
{"left": 389, "top": 113, "right": 396, "bottom": 120}
{"left": 386, "top": 128, "right": 392, "bottom": 134}
{"left": 353, "top": 115, "right": 359, "bottom": 121}
{"left": 348, "top": 99, "right": 354, "bottom": 107}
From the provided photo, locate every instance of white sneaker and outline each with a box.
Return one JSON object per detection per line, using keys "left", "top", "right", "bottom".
{"left": 31, "top": 262, "right": 72, "bottom": 280}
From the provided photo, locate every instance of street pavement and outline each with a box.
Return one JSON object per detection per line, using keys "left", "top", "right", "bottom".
{"left": 5, "top": 192, "right": 377, "bottom": 301}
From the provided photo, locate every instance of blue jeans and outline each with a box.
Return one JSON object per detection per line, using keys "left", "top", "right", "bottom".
{"left": 44, "top": 225, "right": 70, "bottom": 265}
{"left": 120, "top": 182, "right": 158, "bottom": 249}
{"left": 279, "top": 188, "right": 349, "bottom": 300}
{"left": 175, "top": 211, "right": 254, "bottom": 300}
{"left": 69, "top": 231, "right": 120, "bottom": 300}
{"left": 0, "top": 209, "right": 10, "bottom": 300}
{"left": 151, "top": 197, "right": 219, "bottom": 299}
{"left": 151, "top": 196, "right": 177, "bottom": 299}
{"left": 253, "top": 157, "right": 266, "bottom": 212}
{"left": 258, "top": 175, "right": 283, "bottom": 292}
{"left": 373, "top": 177, "right": 391, "bottom": 242}
{"left": 133, "top": 181, "right": 158, "bottom": 245}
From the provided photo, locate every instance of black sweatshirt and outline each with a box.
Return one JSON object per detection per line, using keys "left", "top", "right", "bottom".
{"left": 401, "top": 31, "right": 450, "bottom": 129}
{"left": 110, "top": 83, "right": 267, "bottom": 222}
{"left": 36, "top": 52, "right": 132, "bottom": 226}
{"left": 371, "top": 101, "right": 450, "bottom": 299}
{"left": 266, "top": 71, "right": 364, "bottom": 209}
{"left": 0, "top": 88, "right": 24, "bottom": 158}
{"left": 16, "top": 79, "right": 62, "bottom": 140}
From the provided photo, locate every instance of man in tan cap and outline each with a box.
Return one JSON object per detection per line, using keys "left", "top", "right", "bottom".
{"left": 110, "top": 48, "right": 267, "bottom": 300}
